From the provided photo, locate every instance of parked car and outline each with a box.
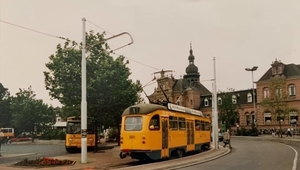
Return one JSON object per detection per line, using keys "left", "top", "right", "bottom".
{"left": 218, "top": 132, "right": 224, "bottom": 142}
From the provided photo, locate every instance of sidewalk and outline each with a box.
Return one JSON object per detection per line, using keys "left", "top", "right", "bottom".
{"left": 0, "top": 143, "right": 230, "bottom": 170}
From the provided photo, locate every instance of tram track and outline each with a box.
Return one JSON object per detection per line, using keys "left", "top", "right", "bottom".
{"left": 106, "top": 149, "right": 210, "bottom": 169}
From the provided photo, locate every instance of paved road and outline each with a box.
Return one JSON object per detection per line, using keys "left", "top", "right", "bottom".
{"left": 178, "top": 138, "right": 298, "bottom": 170}
{"left": 0, "top": 143, "right": 67, "bottom": 164}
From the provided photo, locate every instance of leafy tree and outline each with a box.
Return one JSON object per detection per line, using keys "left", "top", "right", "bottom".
{"left": 44, "top": 31, "right": 143, "bottom": 146}
{"left": 218, "top": 88, "right": 242, "bottom": 132}
{"left": 261, "top": 76, "right": 291, "bottom": 138}
{"left": 0, "top": 83, "right": 12, "bottom": 127}
{"left": 10, "top": 86, "right": 56, "bottom": 141}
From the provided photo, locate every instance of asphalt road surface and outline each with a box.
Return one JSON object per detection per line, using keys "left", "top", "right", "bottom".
{"left": 0, "top": 143, "right": 67, "bottom": 164}
{"left": 178, "top": 138, "right": 298, "bottom": 170}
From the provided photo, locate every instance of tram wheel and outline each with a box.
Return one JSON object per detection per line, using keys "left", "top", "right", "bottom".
{"left": 176, "top": 149, "right": 183, "bottom": 158}
{"left": 66, "top": 148, "right": 75, "bottom": 153}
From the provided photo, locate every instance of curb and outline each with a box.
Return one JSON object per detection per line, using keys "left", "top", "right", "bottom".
{"left": 116, "top": 146, "right": 230, "bottom": 170}
{"left": 164, "top": 147, "right": 230, "bottom": 170}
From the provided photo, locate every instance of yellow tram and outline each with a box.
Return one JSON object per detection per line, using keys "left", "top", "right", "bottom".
{"left": 119, "top": 103, "right": 211, "bottom": 161}
{"left": 65, "top": 116, "right": 96, "bottom": 153}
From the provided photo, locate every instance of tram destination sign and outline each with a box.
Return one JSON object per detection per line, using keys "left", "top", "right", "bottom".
{"left": 167, "top": 103, "right": 204, "bottom": 117}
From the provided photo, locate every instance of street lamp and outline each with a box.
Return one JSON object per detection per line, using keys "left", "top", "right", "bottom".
{"left": 245, "top": 66, "right": 258, "bottom": 127}
{"left": 81, "top": 18, "right": 133, "bottom": 163}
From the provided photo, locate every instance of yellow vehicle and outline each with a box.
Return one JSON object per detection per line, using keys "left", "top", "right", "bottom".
{"left": 65, "top": 116, "right": 95, "bottom": 153}
{"left": 0, "top": 128, "right": 14, "bottom": 137}
{"left": 119, "top": 103, "right": 211, "bottom": 161}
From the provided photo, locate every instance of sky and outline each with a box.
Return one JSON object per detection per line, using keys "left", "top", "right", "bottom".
{"left": 0, "top": 0, "right": 299, "bottom": 107}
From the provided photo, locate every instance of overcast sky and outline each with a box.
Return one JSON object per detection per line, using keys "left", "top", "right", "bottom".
{"left": 0, "top": 0, "right": 299, "bottom": 107}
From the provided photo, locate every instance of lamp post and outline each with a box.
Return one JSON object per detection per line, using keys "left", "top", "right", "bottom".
{"left": 81, "top": 18, "right": 134, "bottom": 163}
{"left": 245, "top": 66, "right": 258, "bottom": 127}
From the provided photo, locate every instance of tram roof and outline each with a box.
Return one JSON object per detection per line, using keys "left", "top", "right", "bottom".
{"left": 122, "top": 103, "right": 204, "bottom": 117}
{"left": 122, "top": 103, "right": 168, "bottom": 116}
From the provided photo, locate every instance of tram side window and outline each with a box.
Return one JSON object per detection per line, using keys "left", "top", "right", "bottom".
{"left": 200, "top": 121, "right": 205, "bottom": 131}
{"left": 179, "top": 117, "right": 186, "bottom": 130}
{"left": 169, "top": 116, "right": 178, "bottom": 130}
{"left": 149, "top": 114, "right": 160, "bottom": 130}
{"left": 205, "top": 121, "right": 210, "bottom": 131}
{"left": 195, "top": 120, "right": 201, "bottom": 131}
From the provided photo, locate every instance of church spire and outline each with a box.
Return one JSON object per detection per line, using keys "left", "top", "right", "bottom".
{"left": 190, "top": 41, "right": 193, "bottom": 54}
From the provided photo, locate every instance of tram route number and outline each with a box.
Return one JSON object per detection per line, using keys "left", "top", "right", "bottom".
{"left": 81, "top": 129, "right": 87, "bottom": 138}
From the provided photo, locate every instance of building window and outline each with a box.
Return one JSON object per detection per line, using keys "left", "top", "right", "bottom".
{"left": 204, "top": 98, "right": 209, "bottom": 106}
{"left": 288, "top": 84, "right": 296, "bottom": 96}
{"left": 251, "top": 112, "right": 255, "bottom": 124}
{"left": 264, "top": 112, "right": 272, "bottom": 124}
{"left": 289, "top": 110, "right": 298, "bottom": 123}
{"left": 276, "top": 88, "right": 282, "bottom": 97}
{"left": 246, "top": 115, "right": 250, "bottom": 125}
{"left": 232, "top": 95, "right": 237, "bottom": 104}
{"left": 218, "top": 97, "right": 222, "bottom": 105}
{"left": 190, "top": 100, "right": 193, "bottom": 106}
{"left": 247, "top": 93, "right": 252, "bottom": 103}
{"left": 263, "top": 87, "right": 269, "bottom": 98}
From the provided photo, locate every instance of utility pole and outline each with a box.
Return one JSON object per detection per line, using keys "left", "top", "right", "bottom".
{"left": 81, "top": 18, "right": 134, "bottom": 164}
{"left": 81, "top": 18, "right": 87, "bottom": 164}
{"left": 212, "top": 57, "right": 219, "bottom": 150}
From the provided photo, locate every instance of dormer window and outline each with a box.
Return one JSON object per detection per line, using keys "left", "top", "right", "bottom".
{"left": 218, "top": 97, "right": 222, "bottom": 105}
{"left": 271, "top": 59, "right": 285, "bottom": 75}
{"left": 232, "top": 95, "right": 237, "bottom": 104}
{"left": 247, "top": 93, "right": 252, "bottom": 103}
{"left": 204, "top": 98, "right": 209, "bottom": 106}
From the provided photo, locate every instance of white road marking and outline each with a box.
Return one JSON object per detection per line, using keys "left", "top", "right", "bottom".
{"left": 283, "top": 144, "right": 298, "bottom": 170}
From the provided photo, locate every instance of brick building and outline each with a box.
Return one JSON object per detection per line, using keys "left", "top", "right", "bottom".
{"left": 148, "top": 47, "right": 300, "bottom": 131}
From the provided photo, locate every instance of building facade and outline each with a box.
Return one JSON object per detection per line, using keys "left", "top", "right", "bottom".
{"left": 256, "top": 59, "right": 300, "bottom": 130}
{"left": 148, "top": 47, "right": 300, "bottom": 131}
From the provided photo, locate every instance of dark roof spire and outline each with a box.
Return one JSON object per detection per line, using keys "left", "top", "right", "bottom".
{"left": 190, "top": 41, "right": 193, "bottom": 54}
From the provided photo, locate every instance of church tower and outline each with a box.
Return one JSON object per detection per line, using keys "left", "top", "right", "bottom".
{"left": 183, "top": 43, "right": 201, "bottom": 109}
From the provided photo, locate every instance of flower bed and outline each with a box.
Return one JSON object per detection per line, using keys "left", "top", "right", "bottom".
{"left": 15, "top": 157, "right": 76, "bottom": 167}
{"left": 10, "top": 137, "right": 31, "bottom": 142}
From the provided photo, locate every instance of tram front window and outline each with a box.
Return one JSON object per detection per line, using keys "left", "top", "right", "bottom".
{"left": 67, "top": 122, "right": 81, "bottom": 134}
{"left": 125, "top": 116, "right": 143, "bottom": 131}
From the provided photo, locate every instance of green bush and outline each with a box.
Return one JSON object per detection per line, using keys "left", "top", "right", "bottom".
{"left": 249, "top": 127, "right": 259, "bottom": 136}
{"left": 240, "top": 128, "right": 250, "bottom": 136}
{"left": 40, "top": 129, "right": 65, "bottom": 140}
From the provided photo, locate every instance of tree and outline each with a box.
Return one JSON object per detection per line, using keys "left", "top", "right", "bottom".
{"left": 0, "top": 83, "right": 12, "bottom": 127}
{"left": 44, "top": 31, "right": 143, "bottom": 146}
{"left": 261, "top": 76, "right": 291, "bottom": 138}
{"left": 218, "top": 88, "right": 242, "bottom": 132}
{"left": 10, "top": 86, "right": 56, "bottom": 141}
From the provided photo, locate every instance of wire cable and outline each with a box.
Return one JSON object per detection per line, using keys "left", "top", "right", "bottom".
{"left": 0, "top": 19, "right": 68, "bottom": 40}
{"left": 110, "top": 51, "right": 160, "bottom": 70}
{"left": 86, "top": 20, "right": 115, "bottom": 36}
{"left": 0, "top": 19, "right": 160, "bottom": 71}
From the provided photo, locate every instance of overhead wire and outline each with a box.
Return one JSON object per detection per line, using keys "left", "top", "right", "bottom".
{"left": 0, "top": 19, "right": 160, "bottom": 71}
{"left": 86, "top": 19, "right": 160, "bottom": 71}
{"left": 0, "top": 19, "right": 69, "bottom": 40}
{"left": 86, "top": 20, "right": 115, "bottom": 36}
{"left": 110, "top": 51, "right": 160, "bottom": 70}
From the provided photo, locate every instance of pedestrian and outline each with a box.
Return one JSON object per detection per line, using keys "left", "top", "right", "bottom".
{"left": 271, "top": 128, "right": 275, "bottom": 137}
{"left": 287, "top": 128, "right": 292, "bottom": 137}
{"left": 223, "top": 129, "right": 232, "bottom": 149}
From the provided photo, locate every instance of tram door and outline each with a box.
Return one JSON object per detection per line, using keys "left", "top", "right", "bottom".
{"left": 187, "top": 120, "right": 195, "bottom": 151}
{"left": 161, "top": 117, "right": 169, "bottom": 158}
